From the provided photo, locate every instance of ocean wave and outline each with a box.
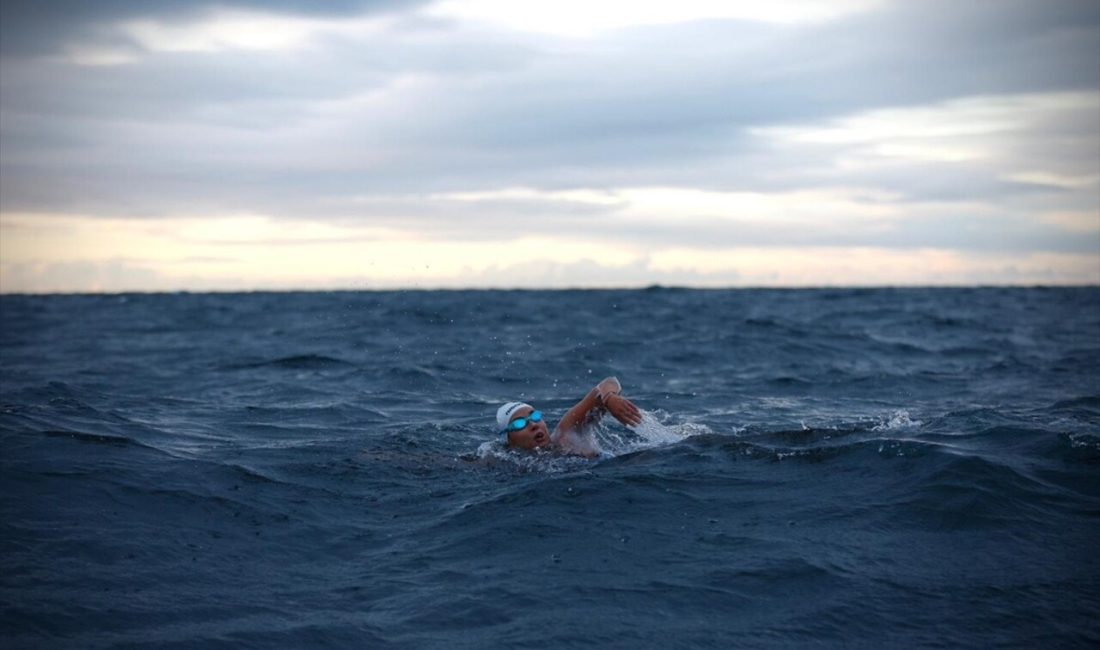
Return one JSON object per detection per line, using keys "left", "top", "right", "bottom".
{"left": 225, "top": 354, "right": 354, "bottom": 370}
{"left": 1050, "top": 394, "right": 1100, "bottom": 413}
{"left": 39, "top": 428, "right": 151, "bottom": 449}
{"left": 893, "top": 453, "right": 1071, "bottom": 530}
{"left": 4, "top": 288, "right": 1098, "bottom": 648}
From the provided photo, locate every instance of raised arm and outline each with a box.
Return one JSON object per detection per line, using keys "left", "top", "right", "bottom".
{"left": 555, "top": 376, "right": 643, "bottom": 436}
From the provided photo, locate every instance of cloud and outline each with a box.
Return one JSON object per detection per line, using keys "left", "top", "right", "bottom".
{"left": 426, "top": 0, "right": 884, "bottom": 37}
{"left": 0, "top": 0, "right": 428, "bottom": 55}
{"left": 3, "top": 211, "right": 1096, "bottom": 293}
{"left": 0, "top": 0, "right": 1097, "bottom": 290}
{"left": 0, "top": 259, "right": 163, "bottom": 293}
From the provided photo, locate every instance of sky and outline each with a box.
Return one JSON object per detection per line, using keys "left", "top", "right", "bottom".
{"left": 0, "top": 0, "right": 1098, "bottom": 292}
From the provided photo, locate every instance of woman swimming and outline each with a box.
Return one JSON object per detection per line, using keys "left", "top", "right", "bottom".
{"left": 496, "top": 376, "right": 643, "bottom": 457}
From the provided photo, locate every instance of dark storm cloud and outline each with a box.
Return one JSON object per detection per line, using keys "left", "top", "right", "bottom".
{"left": 0, "top": 0, "right": 427, "bottom": 54}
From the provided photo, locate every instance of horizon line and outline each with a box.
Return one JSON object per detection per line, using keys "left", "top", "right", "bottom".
{"left": 2, "top": 282, "right": 1098, "bottom": 297}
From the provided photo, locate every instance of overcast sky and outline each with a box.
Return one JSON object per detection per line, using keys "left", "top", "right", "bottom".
{"left": 1, "top": 0, "right": 1097, "bottom": 291}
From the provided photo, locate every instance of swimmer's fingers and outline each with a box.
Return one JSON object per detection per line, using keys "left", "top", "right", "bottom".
{"left": 620, "top": 398, "right": 641, "bottom": 425}
{"left": 624, "top": 399, "right": 643, "bottom": 427}
{"left": 608, "top": 395, "right": 643, "bottom": 427}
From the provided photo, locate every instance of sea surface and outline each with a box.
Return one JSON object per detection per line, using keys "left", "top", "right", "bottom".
{"left": 1, "top": 287, "right": 1098, "bottom": 649}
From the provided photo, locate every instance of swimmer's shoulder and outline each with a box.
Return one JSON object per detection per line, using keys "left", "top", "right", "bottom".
{"left": 553, "top": 427, "right": 601, "bottom": 458}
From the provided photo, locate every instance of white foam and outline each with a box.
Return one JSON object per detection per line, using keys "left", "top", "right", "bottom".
{"left": 1067, "top": 432, "right": 1100, "bottom": 450}
{"left": 474, "top": 438, "right": 591, "bottom": 473}
{"left": 872, "top": 410, "right": 922, "bottom": 432}
{"left": 592, "top": 410, "right": 709, "bottom": 456}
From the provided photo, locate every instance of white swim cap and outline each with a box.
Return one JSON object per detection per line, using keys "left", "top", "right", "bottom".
{"left": 496, "top": 401, "right": 532, "bottom": 430}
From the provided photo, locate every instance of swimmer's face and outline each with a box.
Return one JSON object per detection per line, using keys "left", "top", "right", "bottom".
{"left": 506, "top": 405, "right": 551, "bottom": 450}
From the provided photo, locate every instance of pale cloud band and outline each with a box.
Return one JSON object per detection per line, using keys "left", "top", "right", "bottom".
{"left": 1, "top": 0, "right": 1097, "bottom": 292}
{"left": 3, "top": 211, "right": 1094, "bottom": 292}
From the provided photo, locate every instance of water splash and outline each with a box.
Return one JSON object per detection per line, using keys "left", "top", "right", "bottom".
{"left": 872, "top": 410, "right": 922, "bottom": 431}
{"left": 594, "top": 411, "right": 709, "bottom": 456}
{"left": 1066, "top": 431, "right": 1100, "bottom": 450}
{"left": 473, "top": 410, "right": 707, "bottom": 471}
{"left": 474, "top": 439, "right": 592, "bottom": 473}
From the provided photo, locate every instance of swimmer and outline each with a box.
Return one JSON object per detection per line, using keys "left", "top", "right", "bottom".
{"left": 496, "top": 376, "right": 643, "bottom": 458}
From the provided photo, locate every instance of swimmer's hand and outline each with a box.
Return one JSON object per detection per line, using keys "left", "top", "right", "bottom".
{"left": 558, "top": 376, "right": 644, "bottom": 436}
{"left": 604, "top": 393, "right": 643, "bottom": 428}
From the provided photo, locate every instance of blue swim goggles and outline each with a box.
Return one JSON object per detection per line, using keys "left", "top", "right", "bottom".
{"left": 502, "top": 410, "right": 543, "bottom": 435}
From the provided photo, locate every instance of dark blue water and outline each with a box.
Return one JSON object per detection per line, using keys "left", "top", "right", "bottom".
{"left": 2, "top": 288, "right": 1098, "bottom": 648}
